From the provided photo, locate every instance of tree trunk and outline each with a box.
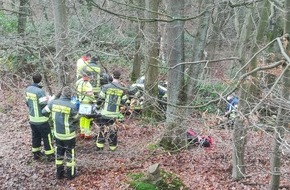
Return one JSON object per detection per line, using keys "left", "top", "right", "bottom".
{"left": 41, "top": 0, "right": 49, "bottom": 21}
{"left": 207, "top": 3, "right": 231, "bottom": 60}
{"left": 18, "top": 0, "right": 29, "bottom": 36}
{"left": 143, "top": 0, "right": 161, "bottom": 119}
{"left": 185, "top": 0, "right": 210, "bottom": 104}
{"left": 269, "top": 108, "right": 285, "bottom": 190}
{"left": 207, "top": 3, "right": 231, "bottom": 78}
{"left": 131, "top": 0, "right": 144, "bottom": 82}
{"left": 232, "top": 7, "right": 254, "bottom": 180}
{"left": 159, "top": 0, "right": 186, "bottom": 151}
{"left": 269, "top": 0, "right": 290, "bottom": 188}
{"left": 268, "top": 57, "right": 290, "bottom": 189}
{"left": 53, "top": 0, "right": 68, "bottom": 87}
{"left": 248, "top": 1, "right": 271, "bottom": 101}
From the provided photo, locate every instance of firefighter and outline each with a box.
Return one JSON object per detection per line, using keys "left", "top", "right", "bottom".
{"left": 225, "top": 95, "right": 238, "bottom": 117}
{"left": 225, "top": 95, "right": 239, "bottom": 127}
{"left": 82, "top": 56, "right": 112, "bottom": 98}
{"left": 96, "top": 70, "right": 127, "bottom": 151}
{"left": 76, "top": 52, "right": 91, "bottom": 79}
{"left": 25, "top": 72, "right": 55, "bottom": 161}
{"left": 76, "top": 72, "right": 95, "bottom": 139}
{"left": 42, "top": 86, "right": 79, "bottom": 180}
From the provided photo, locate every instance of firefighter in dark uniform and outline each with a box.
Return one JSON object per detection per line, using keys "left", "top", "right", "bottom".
{"left": 25, "top": 72, "right": 54, "bottom": 161}
{"left": 42, "top": 86, "right": 79, "bottom": 180}
{"left": 96, "top": 70, "right": 127, "bottom": 151}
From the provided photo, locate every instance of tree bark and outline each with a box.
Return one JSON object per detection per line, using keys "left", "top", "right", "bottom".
{"left": 131, "top": 0, "right": 144, "bottom": 82}
{"left": 159, "top": 0, "right": 186, "bottom": 151}
{"left": 185, "top": 0, "right": 210, "bottom": 104}
{"left": 143, "top": 0, "right": 161, "bottom": 119}
{"left": 18, "top": 0, "right": 29, "bottom": 36}
{"left": 248, "top": 1, "right": 271, "bottom": 101}
{"left": 269, "top": 0, "right": 290, "bottom": 188}
{"left": 53, "top": 0, "right": 68, "bottom": 87}
{"left": 232, "top": 7, "right": 254, "bottom": 180}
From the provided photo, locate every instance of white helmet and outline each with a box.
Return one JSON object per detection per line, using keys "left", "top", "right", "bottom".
{"left": 227, "top": 95, "right": 233, "bottom": 101}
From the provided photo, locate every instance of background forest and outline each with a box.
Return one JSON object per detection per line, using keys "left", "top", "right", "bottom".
{"left": 1, "top": 0, "right": 290, "bottom": 189}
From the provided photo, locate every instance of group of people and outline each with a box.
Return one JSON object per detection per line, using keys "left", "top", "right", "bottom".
{"left": 25, "top": 53, "right": 128, "bottom": 180}
{"left": 25, "top": 52, "right": 238, "bottom": 180}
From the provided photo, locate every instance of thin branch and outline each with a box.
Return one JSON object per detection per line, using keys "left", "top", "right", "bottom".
{"left": 233, "top": 37, "right": 279, "bottom": 80}
{"left": 227, "top": 0, "right": 264, "bottom": 8}
{"left": 89, "top": 0, "right": 209, "bottom": 23}
{"left": 0, "top": 8, "right": 31, "bottom": 16}
{"left": 158, "top": 57, "right": 241, "bottom": 70}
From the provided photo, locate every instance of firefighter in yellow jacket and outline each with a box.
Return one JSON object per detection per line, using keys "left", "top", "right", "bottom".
{"left": 76, "top": 52, "right": 91, "bottom": 79}
{"left": 42, "top": 86, "right": 79, "bottom": 180}
{"left": 25, "top": 72, "right": 54, "bottom": 161}
{"left": 75, "top": 72, "right": 95, "bottom": 138}
{"left": 96, "top": 70, "right": 127, "bottom": 151}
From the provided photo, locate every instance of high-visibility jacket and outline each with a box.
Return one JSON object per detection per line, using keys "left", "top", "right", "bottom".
{"left": 42, "top": 96, "right": 78, "bottom": 140}
{"left": 83, "top": 62, "right": 101, "bottom": 94}
{"left": 99, "top": 82, "right": 127, "bottom": 119}
{"left": 229, "top": 105, "right": 238, "bottom": 119}
{"left": 76, "top": 56, "right": 89, "bottom": 79}
{"left": 75, "top": 78, "right": 95, "bottom": 103}
{"left": 26, "top": 83, "right": 49, "bottom": 124}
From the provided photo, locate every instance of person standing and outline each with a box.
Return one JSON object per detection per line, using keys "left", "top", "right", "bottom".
{"left": 42, "top": 86, "right": 79, "bottom": 180}
{"left": 76, "top": 72, "right": 95, "bottom": 139}
{"left": 25, "top": 72, "right": 54, "bottom": 161}
{"left": 76, "top": 52, "right": 91, "bottom": 79}
{"left": 82, "top": 56, "right": 102, "bottom": 97}
{"left": 225, "top": 95, "right": 239, "bottom": 118}
{"left": 96, "top": 70, "right": 127, "bottom": 151}
{"left": 82, "top": 56, "right": 112, "bottom": 109}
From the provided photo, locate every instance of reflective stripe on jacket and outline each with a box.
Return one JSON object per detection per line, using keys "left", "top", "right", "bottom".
{"left": 83, "top": 63, "right": 101, "bottom": 93}
{"left": 42, "top": 96, "right": 78, "bottom": 140}
{"left": 75, "top": 79, "right": 95, "bottom": 103}
{"left": 26, "top": 83, "right": 49, "bottom": 124}
{"left": 99, "top": 82, "right": 127, "bottom": 119}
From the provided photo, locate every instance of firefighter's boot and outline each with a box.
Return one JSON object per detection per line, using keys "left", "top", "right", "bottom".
{"left": 33, "top": 151, "right": 44, "bottom": 160}
{"left": 56, "top": 165, "right": 65, "bottom": 179}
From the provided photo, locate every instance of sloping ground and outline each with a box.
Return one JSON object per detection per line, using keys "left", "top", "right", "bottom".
{"left": 0, "top": 87, "right": 290, "bottom": 190}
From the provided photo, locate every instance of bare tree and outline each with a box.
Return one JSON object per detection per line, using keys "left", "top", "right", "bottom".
{"left": 53, "top": 0, "right": 68, "bottom": 87}
{"left": 269, "top": 1, "right": 290, "bottom": 189}
{"left": 232, "top": 1, "right": 272, "bottom": 180}
{"left": 159, "top": 0, "right": 186, "bottom": 150}
{"left": 18, "top": 0, "right": 29, "bottom": 36}
{"left": 131, "top": 0, "right": 144, "bottom": 82}
{"left": 143, "top": 0, "right": 161, "bottom": 119}
{"left": 185, "top": 0, "right": 211, "bottom": 104}
{"left": 231, "top": 5, "right": 254, "bottom": 180}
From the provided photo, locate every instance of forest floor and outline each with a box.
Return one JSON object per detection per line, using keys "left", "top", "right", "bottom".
{"left": 1, "top": 83, "right": 290, "bottom": 190}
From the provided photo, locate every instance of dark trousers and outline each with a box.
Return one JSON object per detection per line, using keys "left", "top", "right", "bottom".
{"left": 55, "top": 138, "right": 76, "bottom": 179}
{"left": 96, "top": 118, "right": 118, "bottom": 150}
{"left": 30, "top": 122, "right": 54, "bottom": 156}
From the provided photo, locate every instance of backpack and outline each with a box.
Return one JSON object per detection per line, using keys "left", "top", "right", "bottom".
{"left": 187, "top": 129, "right": 214, "bottom": 147}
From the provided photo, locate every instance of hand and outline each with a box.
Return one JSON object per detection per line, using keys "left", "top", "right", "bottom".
{"left": 48, "top": 95, "right": 56, "bottom": 101}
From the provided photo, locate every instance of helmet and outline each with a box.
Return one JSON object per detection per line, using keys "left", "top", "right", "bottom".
{"left": 227, "top": 95, "right": 233, "bottom": 101}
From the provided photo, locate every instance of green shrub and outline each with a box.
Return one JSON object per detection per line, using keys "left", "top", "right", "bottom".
{"left": 192, "top": 82, "right": 227, "bottom": 113}
{"left": 0, "top": 11, "right": 17, "bottom": 34}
